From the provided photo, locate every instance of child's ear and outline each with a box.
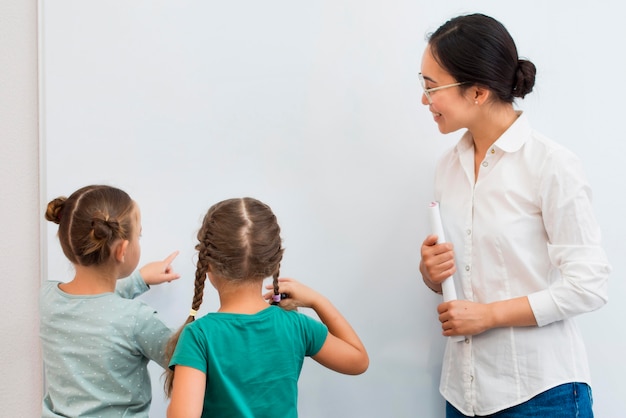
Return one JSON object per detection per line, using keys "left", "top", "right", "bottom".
{"left": 114, "top": 240, "right": 130, "bottom": 262}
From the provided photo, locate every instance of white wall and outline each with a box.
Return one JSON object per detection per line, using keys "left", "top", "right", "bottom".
{"left": 0, "top": 0, "right": 42, "bottom": 415}
{"left": 38, "top": 1, "right": 626, "bottom": 417}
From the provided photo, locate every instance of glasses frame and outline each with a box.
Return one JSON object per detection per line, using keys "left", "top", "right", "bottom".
{"left": 419, "top": 73, "right": 467, "bottom": 104}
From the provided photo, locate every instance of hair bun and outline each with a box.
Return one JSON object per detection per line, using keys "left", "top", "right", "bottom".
{"left": 45, "top": 197, "right": 67, "bottom": 224}
{"left": 513, "top": 59, "right": 537, "bottom": 98}
{"left": 90, "top": 212, "right": 120, "bottom": 242}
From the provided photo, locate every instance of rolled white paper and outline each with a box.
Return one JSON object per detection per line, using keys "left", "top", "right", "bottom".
{"left": 428, "top": 201, "right": 464, "bottom": 343}
{"left": 428, "top": 202, "right": 458, "bottom": 302}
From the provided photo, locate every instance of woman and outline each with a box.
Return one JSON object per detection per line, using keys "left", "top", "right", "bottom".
{"left": 418, "top": 13, "right": 610, "bottom": 417}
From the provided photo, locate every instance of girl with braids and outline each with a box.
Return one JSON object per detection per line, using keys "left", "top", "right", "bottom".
{"left": 40, "top": 185, "right": 181, "bottom": 417}
{"left": 418, "top": 14, "right": 610, "bottom": 417}
{"left": 165, "top": 197, "right": 368, "bottom": 418}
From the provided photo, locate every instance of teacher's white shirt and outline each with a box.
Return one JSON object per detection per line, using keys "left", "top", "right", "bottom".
{"left": 434, "top": 112, "right": 611, "bottom": 416}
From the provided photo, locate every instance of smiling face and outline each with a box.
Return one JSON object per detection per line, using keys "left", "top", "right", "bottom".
{"left": 420, "top": 45, "right": 476, "bottom": 134}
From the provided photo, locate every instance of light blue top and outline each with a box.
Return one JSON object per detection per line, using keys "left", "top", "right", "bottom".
{"left": 39, "top": 271, "right": 173, "bottom": 417}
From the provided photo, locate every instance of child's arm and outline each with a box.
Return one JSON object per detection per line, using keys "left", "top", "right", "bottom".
{"left": 139, "top": 251, "right": 181, "bottom": 285}
{"left": 268, "top": 278, "right": 369, "bottom": 375}
{"left": 166, "top": 366, "right": 206, "bottom": 418}
{"left": 116, "top": 251, "right": 181, "bottom": 299}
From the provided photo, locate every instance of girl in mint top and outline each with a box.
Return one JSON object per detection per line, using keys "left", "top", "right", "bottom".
{"left": 41, "top": 185, "right": 181, "bottom": 417}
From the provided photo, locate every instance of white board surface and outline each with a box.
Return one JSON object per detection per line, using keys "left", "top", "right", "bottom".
{"left": 40, "top": 1, "right": 626, "bottom": 416}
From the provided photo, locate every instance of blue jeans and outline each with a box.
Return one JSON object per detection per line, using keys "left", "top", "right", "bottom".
{"left": 446, "top": 382, "right": 593, "bottom": 418}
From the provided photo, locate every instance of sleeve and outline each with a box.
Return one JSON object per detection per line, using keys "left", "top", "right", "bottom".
{"left": 169, "top": 324, "right": 209, "bottom": 373}
{"left": 528, "top": 148, "right": 611, "bottom": 327}
{"left": 115, "top": 270, "right": 149, "bottom": 299}
{"left": 132, "top": 302, "right": 174, "bottom": 368}
{"left": 298, "top": 314, "right": 328, "bottom": 357}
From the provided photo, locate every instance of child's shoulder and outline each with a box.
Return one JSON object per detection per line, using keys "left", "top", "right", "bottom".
{"left": 189, "top": 305, "right": 309, "bottom": 327}
{"left": 40, "top": 279, "right": 61, "bottom": 294}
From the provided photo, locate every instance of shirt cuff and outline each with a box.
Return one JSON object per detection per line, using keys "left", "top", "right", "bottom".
{"left": 527, "top": 289, "right": 561, "bottom": 327}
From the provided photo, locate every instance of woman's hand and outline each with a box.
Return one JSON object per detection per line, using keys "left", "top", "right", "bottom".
{"left": 420, "top": 234, "right": 456, "bottom": 283}
{"left": 438, "top": 297, "right": 537, "bottom": 336}
{"left": 420, "top": 234, "right": 456, "bottom": 293}
{"left": 437, "top": 300, "right": 493, "bottom": 336}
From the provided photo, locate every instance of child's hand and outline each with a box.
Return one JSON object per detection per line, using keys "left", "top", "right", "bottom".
{"left": 139, "top": 251, "right": 181, "bottom": 286}
{"left": 264, "top": 278, "right": 322, "bottom": 311}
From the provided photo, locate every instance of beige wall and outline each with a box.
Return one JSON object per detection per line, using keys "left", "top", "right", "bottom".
{"left": 0, "top": 0, "right": 43, "bottom": 415}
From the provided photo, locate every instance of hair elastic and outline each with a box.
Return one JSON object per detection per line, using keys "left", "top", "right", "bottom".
{"left": 189, "top": 309, "right": 198, "bottom": 317}
{"left": 273, "top": 293, "right": 289, "bottom": 302}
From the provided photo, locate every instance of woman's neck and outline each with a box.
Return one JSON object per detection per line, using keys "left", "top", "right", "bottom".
{"left": 470, "top": 104, "right": 519, "bottom": 157}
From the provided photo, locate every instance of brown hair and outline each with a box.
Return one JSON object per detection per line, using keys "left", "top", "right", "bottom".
{"left": 163, "top": 197, "right": 284, "bottom": 396}
{"left": 45, "top": 185, "right": 135, "bottom": 266}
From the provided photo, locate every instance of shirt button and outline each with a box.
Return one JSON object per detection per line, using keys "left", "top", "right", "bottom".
{"left": 490, "top": 148, "right": 495, "bottom": 154}
{"left": 481, "top": 161, "right": 488, "bottom": 167}
{"left": 465, "top": 265, "right": 471, "bottom": 272}
{"left": 464, "top": 338, "right": 470, "bottom": 344}
{"left": 466, "top": 229, "right": 471, "bottom": 235}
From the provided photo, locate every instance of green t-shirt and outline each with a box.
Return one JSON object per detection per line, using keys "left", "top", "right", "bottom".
{"left": 39, "top": 271, "right": 173, "bottom": 417}
{"left": 170, "top": 305, "right": 328, "bottom": 418}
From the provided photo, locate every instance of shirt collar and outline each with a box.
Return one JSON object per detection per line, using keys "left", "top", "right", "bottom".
{"left": 457, "top": 111, "right": 531, "bottom": 154}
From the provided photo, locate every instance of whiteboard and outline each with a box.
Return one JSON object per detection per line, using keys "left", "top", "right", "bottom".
{"left": 39, "top": 1, "right": 626, "bottom": 417}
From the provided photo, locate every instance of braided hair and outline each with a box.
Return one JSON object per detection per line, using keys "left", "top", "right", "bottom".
{"left": 164, "top": 197, "right": 284, "bottom": 396}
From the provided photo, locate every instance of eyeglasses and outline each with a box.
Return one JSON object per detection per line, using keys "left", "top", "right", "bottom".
{"left": 418, "top": 73, "right": 466, "bottom": 104}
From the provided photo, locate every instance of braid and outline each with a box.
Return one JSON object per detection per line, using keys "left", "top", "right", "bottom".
{"left": 163, "top": 227, "right": 211, "bottom": 397}
{"left": 193, "top": 226, "right": 212, "bottom": 307}
{"left": 271, "top": 264, "right": 281, "bottom": 305}
{"left": 164, "top": 197, "right": 285, "bottom": 396}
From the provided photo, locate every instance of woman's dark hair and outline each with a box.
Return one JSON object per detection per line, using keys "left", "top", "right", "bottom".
{"left": 45, "top": 185, "right": 135, "bottom": 266}
{"left": 163, "top": 197, "right": 284, "bottom": 396}
{"left": 428, "top": 13, "right": 536, "bottom": 102}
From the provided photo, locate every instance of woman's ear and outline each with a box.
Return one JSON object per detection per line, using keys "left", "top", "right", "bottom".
{"left": 114, "top": 240, "right": 129, "bottom": 263}
{"left": 472, "top": 85, "right": 491, "bottom": 105}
